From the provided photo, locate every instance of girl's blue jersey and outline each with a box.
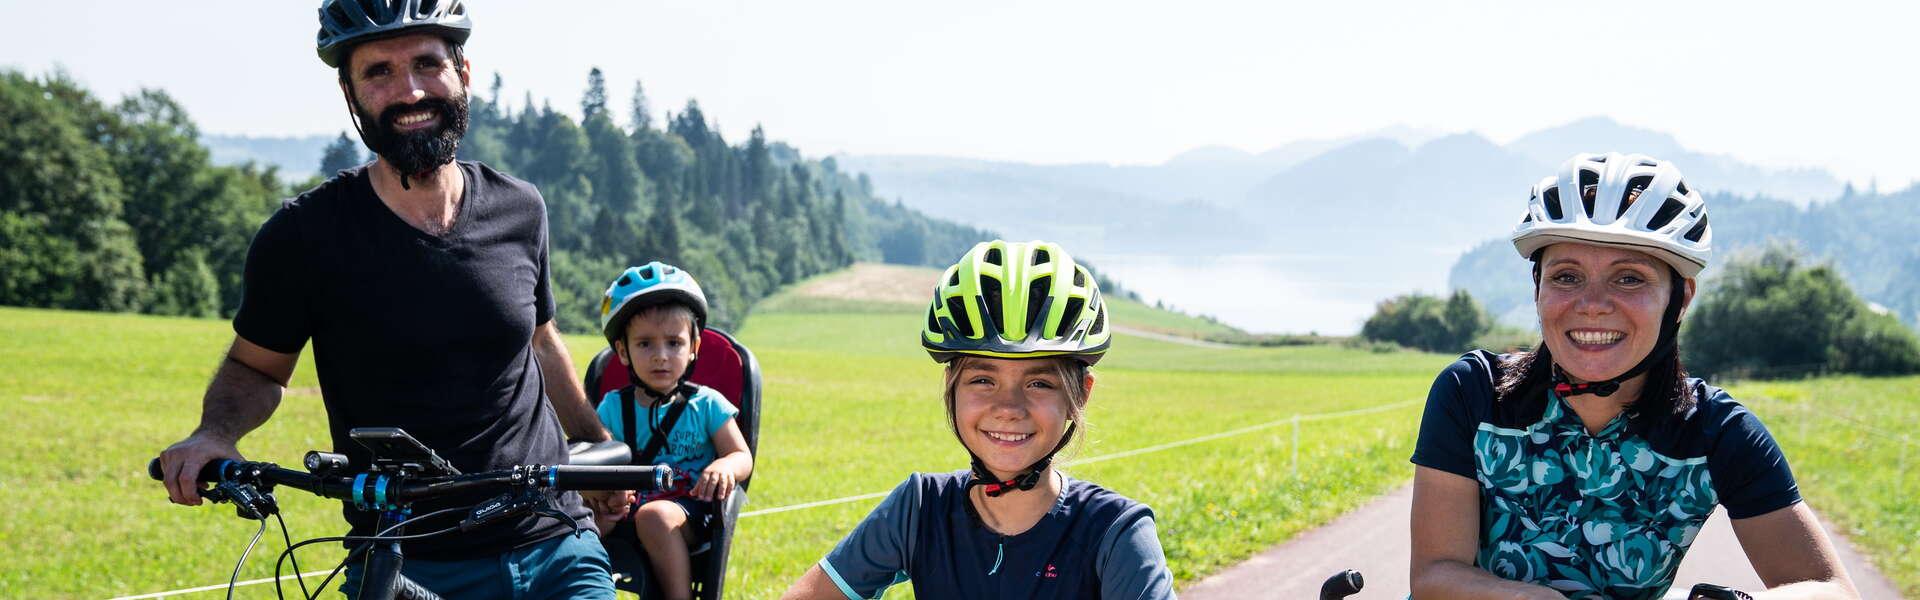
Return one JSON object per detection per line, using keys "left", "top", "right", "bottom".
{"left": 819, "top": 471, "right": 1176, "bottom": 600}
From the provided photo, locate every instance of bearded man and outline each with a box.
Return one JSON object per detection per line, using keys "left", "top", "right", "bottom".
{"left": 154, "top": 2, "right": 617, "bottom": 597}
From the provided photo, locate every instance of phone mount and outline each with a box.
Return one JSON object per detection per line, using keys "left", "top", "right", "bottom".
{"left": 349, "top": 427, "right": 460, "bottom": 477}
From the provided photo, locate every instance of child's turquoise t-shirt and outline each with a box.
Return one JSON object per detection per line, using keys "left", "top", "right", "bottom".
{"left": 594, "top": 383, "right": 739, "bottom": 500}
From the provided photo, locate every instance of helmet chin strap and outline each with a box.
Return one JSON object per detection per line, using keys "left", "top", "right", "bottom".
{"left": 1552, "top": 274, "right": 1687, "bottom": 399}
{"left": 968, "top": 422, "right": 1075, "bottom": 498}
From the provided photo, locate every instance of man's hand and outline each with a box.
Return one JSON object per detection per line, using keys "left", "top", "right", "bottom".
{"left": 582, "top": 489, "right": 634, "bottom": 519}
{"left": 158, "top": 433, "right": 242, "bottom": 506}
{"left": 158, "top": 337, "right": 293, "bottom": 507}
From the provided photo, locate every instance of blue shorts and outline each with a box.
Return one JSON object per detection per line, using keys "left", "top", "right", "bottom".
{"left": 614, "top": 496, "right": 717, "bottom": 546}
{"left": 339, "top": 529, "right": 614, "bottom": 599}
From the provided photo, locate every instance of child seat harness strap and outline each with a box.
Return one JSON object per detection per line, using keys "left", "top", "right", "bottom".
{"left": 619, "top": 385, "right": 693, "bottom": 465}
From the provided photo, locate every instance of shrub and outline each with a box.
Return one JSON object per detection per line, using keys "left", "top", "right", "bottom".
{"left": 1682, "top": 244, "right": 1920, "bottom": 377}
{"left": 1361, "top": 290, "right": 1491, "bottom": 353}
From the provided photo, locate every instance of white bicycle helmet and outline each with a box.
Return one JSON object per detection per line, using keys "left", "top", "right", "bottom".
{"left": 1512, "top": 153, "right": 1712, "bottom": 278}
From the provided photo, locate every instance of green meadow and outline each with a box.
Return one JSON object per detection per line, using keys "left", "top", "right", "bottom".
{"left": 1723, "top": 377, "right": 1920, "bottom": 598}
{"left": 1, "top": 271, "right": 1914, "bottom": 598}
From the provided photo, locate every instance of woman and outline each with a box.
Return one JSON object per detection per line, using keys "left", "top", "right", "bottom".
{"left": 1408, "top": 153, "right": 1857, "bottom": 599}
{"left": 782, "top": 240, "right": 1177, "bottom": 600}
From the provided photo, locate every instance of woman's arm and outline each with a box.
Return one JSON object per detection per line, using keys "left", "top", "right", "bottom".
{"left": 1409, "top": 466, "right": 1562, "bottom": 600}
{"left": 781, "top": 565, "right": 851, "bottom": 600}
{"left": 1731, "top": 502, "right": 1857, "bottom": 600}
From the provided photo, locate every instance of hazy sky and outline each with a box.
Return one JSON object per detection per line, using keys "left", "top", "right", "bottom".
{"left": 5, "top": 0, "right": 1916, "bottom": 188}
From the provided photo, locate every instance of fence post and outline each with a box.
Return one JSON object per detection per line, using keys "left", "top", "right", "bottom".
{"left": 1291, "top": 414, "right": 1301, "bottom": 479}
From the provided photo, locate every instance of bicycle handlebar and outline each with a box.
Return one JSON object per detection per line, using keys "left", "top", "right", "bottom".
{"left": 147, "top": 457, "right": 671, "bottom": 506}
{"left": 1316, "top": 569, "right": 1748, "bottom": 599}
{"left": 1319, "top": 569, "right": 1363, "bottom": 600}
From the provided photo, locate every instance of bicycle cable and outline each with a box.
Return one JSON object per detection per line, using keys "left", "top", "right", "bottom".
{"left": 275, "top": 511, "right": 311, "bottom": 600}
{"left": 275, "top": 506, "right": 466, "bottom": 600}
{"left": 228, "top": 518, "right": 268, "bottom": 600}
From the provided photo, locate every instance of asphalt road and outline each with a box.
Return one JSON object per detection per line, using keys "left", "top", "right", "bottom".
{"left": 1182, "top": 484, "right": 1903, "bottom": 599}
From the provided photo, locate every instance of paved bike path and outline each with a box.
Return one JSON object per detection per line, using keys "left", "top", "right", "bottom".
{"left": 1181, "top": 484, "right": 1903, "bottom": 599}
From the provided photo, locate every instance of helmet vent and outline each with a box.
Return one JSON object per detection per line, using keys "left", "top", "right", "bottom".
{"left": 1542, "top": 189, "right": 1564, "bottom": 220}
{"left": 1647, "top": 198, "right": 1687, "bottom": 230}
{"left": 1025, "top": 277, "right": 1051, "bottom": 336}
{"left": 327, "top": 4, "right": 354, "bottom": 29}
{"left": 1620, "top": 175, "right": 1654, "bottom": 217}
{"left": 1580, "top": 186, "right": 1597, "bottom": 219}
{"left": 1676, "top": 180, "right": 1690, "bottom": 196}
{"left": 639, "top": 266, "right": 655, "bottom": 279}
{"left": 1683, "top": 216, "right": 1709, "bottom": 242}
{"left": 980, "top": 276, "right": 1004, "bottom": 335}
{"left": 1032, "top": 249, "right": 1050, "bottom": 265}
{"left": 1578, "top": 169, "right": 1599, "bottom": 189}
{"left": 1056, "top": 297, "right": 1085, "bottom": 338}
{"left": 1089, "top": 305, "right": 1107, "bottom": 335}
{"left": 1073, "top": 267, "right": 1086, "bottom": 287}
{"left": 948, "top": 270, "right": 960, "bottom": 286}
{"left": 618, "top": 275, "right": 632, "bottom": 286}
{"left": 946, "top": 296, "right": 975, "bottom": 337}
{"left": 419, "top": 0, "right": 439, "bottom": 16}
{"left": 926, "top": 301, "right": 941, "bottom": 333}
{"left": 984, "top": 248, "right": 1002, "bottom": 266}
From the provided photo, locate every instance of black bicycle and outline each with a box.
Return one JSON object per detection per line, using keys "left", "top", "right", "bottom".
{"left": 1317, "top": 569, "right": 1752, "bottom": 599}
{"left": 150, "top": 427, "right": 670, "bottom": 600}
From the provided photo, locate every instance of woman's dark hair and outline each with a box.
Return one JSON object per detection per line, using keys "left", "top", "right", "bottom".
{"left": 1496, "top": 254, "right": 1697, "bottom": 428}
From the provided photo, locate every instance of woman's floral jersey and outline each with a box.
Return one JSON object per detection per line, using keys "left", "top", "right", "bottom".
{"left": 1411, "top": 351, "right": 1800, "bottom": 599}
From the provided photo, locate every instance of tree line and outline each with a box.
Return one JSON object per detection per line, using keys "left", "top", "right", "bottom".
{"left": 1, "top": 67, "right": 991, "bottom": 333}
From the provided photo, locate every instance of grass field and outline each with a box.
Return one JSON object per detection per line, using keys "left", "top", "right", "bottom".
{"left": 1723, "top": 377, "right": 1920, "bottom": 598}
{"left": 2, "top": 271, "right": 1915, "bottom": 598}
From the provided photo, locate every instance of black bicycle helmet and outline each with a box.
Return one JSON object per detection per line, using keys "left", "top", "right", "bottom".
{"left": 317, "top": 0, "right": 473, "bottom": 68}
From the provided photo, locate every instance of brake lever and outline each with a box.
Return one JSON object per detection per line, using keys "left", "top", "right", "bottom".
{"left": 208, "top": 481, "right": 278, "bottom": 520}
{"left": 461, "top": 488, "right": 546, "bottom": 531}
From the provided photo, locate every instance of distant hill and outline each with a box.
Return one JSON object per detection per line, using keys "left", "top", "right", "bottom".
{"left": 840, "top": 117, "right": 1844, "bottom": 260}
{"left": 201, "top": 133, "right": 338, "bottom": 180}
{"left": 835, "top": 117, "right": 1863, "bottom": 334}
{"left": 1507, "top": 117, "right": 1843, "bottom": 206}
{"left": 757, "top": 262, "right": 1247, "bottom": 341}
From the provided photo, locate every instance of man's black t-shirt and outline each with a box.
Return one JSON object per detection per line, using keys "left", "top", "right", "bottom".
{"left": 233, "top": 161, "right": 591, "bottom": 559}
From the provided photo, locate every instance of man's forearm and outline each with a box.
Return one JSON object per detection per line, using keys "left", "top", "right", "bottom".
{"left": 194, "top": 356, "right": 285, "bottom": 442}
{"left": 534, "top": 324, "right": 609, "bottom": 441}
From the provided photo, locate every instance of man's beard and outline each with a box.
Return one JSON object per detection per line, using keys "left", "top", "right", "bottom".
{"left": 356, "top": 92, "right": 469, "bottom": 176}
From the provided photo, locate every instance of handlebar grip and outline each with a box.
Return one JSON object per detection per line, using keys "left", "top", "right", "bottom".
{"left": 1318, "top": 569, "right": 1364, "bottom": 600}
{"left": 148, "top": 457, "right": 235, "bottom": 484}
{"left": 547, "top": 465, "right": 669, "bottom": 491}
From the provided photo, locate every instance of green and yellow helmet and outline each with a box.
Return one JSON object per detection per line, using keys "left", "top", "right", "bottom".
{"left": 922, "top": 240, "right": 1112, "bottom": 365}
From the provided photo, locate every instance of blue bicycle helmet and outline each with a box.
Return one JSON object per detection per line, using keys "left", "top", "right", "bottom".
{"left": 599, "top": 262, "right": 709, "bottom": 343}
{"left": 317, "top": 0, "right": 473, "bottom": 68}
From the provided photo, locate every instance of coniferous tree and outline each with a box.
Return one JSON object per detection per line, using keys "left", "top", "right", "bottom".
{"left": 629, "top": 80, "right": 652, "bottom": 132}
{"left": 580, "top": 67, "right": 608, "bottom": 121}
{"left": 320, "top": 131, "right": 364, "bottom": 174}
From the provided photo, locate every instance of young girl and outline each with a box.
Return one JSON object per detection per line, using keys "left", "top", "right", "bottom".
{"left": 782, "top": 240, "right": 1177, "bottom": 600}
